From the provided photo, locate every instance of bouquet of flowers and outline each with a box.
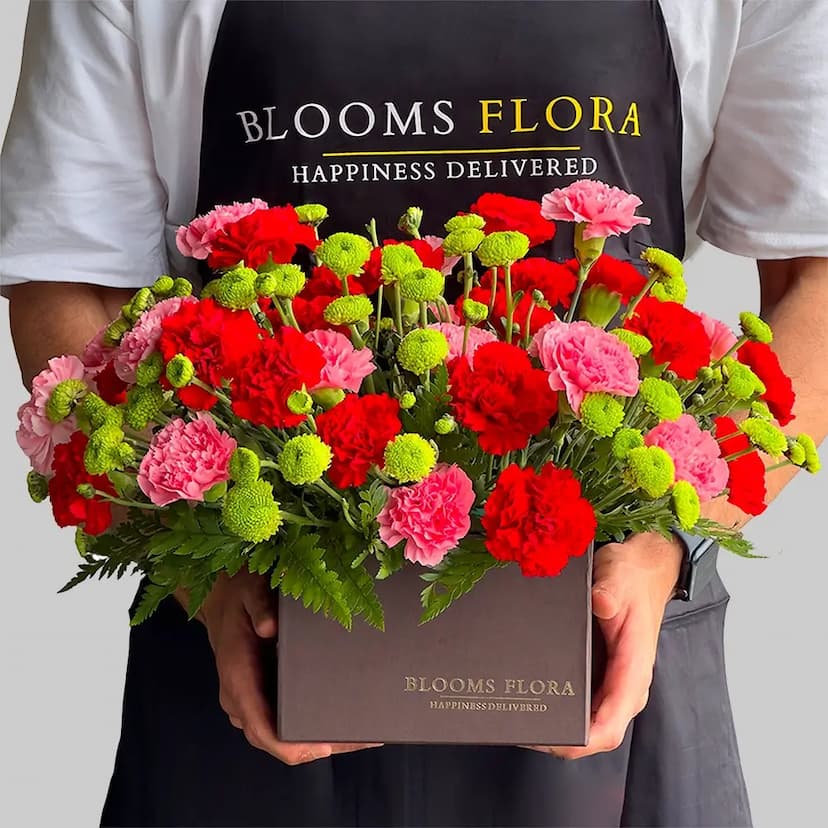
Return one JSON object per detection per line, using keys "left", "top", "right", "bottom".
{"left": 17, "top": 180, "right": 820, "bottom": 629}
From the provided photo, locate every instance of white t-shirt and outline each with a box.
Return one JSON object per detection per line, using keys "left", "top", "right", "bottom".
{"left": 2, "top": 0, "right": 827, "bottom": 290}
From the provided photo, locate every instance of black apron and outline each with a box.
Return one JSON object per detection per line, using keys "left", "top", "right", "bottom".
{"left": 101, "top": 2, "right": 751, "bottom": 825}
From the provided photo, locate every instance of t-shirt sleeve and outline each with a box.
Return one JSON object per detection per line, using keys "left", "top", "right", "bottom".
{"left": 698, "top": 0, "right": 828, "bottom": 259}
{"left": 0, "top": 0, "right": 168, "bottom": 289}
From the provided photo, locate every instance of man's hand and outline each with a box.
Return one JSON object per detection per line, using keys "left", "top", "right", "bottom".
{"left": 527, "top": 532, "right": 683, "bottom": 759}
{"left": 184, "top": 570, "right": 382, "bottom": 765}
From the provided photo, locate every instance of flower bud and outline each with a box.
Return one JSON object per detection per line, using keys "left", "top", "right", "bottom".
{"left": 312, "top": 387, "right": 346, "bottom": 410}
{"left": 399, "top": 391, "right": 417, "bottom": 410}
{"left": 27, "top": 470, "right": 49, "bottom": 503}
{"left": 286, "top": 389, "right": 314, "bottom": 415}
{"left": 398, "top": 206, "right": 424, "bottom": 238}
{"left": 579, "top": 285, "right": 621, "bottom": 328}
{"left": 76, "top": 483, "right": 97, "bottom": 500}
{"left": 434, "top": 415, "right": 457, "bottom": 435}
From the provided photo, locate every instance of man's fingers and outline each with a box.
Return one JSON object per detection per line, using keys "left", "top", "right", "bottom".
{"left": 330, "top": 743, "right": 384, "bottom": 755}
{"left": 241, "top": 578, "right": 278, "bottom": 639}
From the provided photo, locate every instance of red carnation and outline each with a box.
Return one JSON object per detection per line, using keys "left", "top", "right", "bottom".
{"left": 49, "top": 432, "right": 115, "bottom": 536}
{"left": 315, "top": 394, "right": 402, "bottom": 488}
{"left": 159, "top": 298, "right": 263, "bottom": 409}
{"left": 208, "top": 206, "right": 319, "bottom": 270}
{"left": 231, "top": 327, "right": 325, "bottom": 428}
{"left": 714, "top": 416, "right": 767, "bottom": 516}
{"left": 468, "top": 193, "right": 556, "bottom": 248}
{"left": 737, "top": 341, "right": 796, "bottom": 426}
{"left": 93, "top": 361, "right": 129, "bottom": 405}
{"left": 482, "top": 463, "right": 596, "bottom": 577}
{"left": 449, "top": 342, "right": 558, "bottom": 454}
{"left": 624, "top": 296, "right": 711, "bottom": 380}
{"left": 565, "top": 254, "right": 647, "bottom": 303}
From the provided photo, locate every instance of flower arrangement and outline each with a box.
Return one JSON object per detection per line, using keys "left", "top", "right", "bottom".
{"left": 17, "top": 180, "right": 821, "bottom": 629}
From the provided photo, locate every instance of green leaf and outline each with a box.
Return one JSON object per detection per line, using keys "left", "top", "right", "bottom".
{"left": 130, "top": 581, "right": 174, "bottom": 626}
{"left": 695, "top": 518, "right": 763, "bottom": 559}
{"left": 401, "top": 363, "right": 451, "bottom": 437}
{"left": 187, "top": 575, "right": 216, "bottom": 620}
{"left": 248, "top": 543, "right": 279, "bottom": 575}
{"left": 375, "top": 540, "right": 405, "bottom": 580}
{"left": 325, "top": 537, "right": 385, "bottom": 631}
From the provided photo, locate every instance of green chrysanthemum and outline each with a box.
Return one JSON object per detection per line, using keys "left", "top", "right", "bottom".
{"left": 651, "top": 272, "right": 688, "bottom": 304}
{"left": 76, "top": 483, "right": 96, "bottom": 500}
{"left": 672, "top": 480, "right": 701, "bottom": 530}
{"left": 135, "top": 353, "right": 164, "bottom": 387}
{"left": 166, "top": 354, "right": 195, "bottom": 388}
{"left": 228, "top": 447, "right": 261, "bottom": 485}
{"left": 398, "top": 391, "right": 417, "bottom": 410}
{"left": 580, "top": 285, "right": 622, "bottom": 328}
{"left": 380, "top": 244, "right": 422, "bottom": 283}
{"left": 786, "top": 439, "right": 807, "bottom": 467}
{"left": 84, "top": 425, "right": 131, "bottom": 475}
{"left": 286, "top": 389, "right": 313, "bottom": 415}
{"left": 323, "top": 294, "right": 374, "bottom": 326}
{"left": 398, "top": 206, "right": 424, "bottom": 237}
{"left": 639, "top": 377, "right": 683, "bottom": 421}
{"left": 398, "top": 267, "right": 445, "bottom": 303}
{"left": 739, "top": 311, "right": 773, "bottom": 345}
{"left": 222, "top": 480, "right": 283, "bottom": 543}
{"left": 396, "top": 329, "right": 450, "bottom": 375}
{"left": 171, "top": 278, "right": 194, "bottom": 298}
{"left": 79, "top": 393, "right": 115, "bottom": 430}
{"left": 750, "top": 401, "right": 773, "bottom": 420}
{"left": 151, "top": 275, "right": 175, "bottom": 298}
{"left": 722, "top": 358, "right": 766, "bottom": 400}
{"left": 445, "top": 213, "right": 485, "bottom": 233}
{"left": 124, "top": 384, "right": 166, "bottom": 430}
{"left": 295, "top": 203, "right": 328, "bottom": 226}
{"left": 383, "top": 433, "right": 438, "bottom": 483}
{"left": 27, "top": 470, "right": 49, "bottom": 503}
{"left": 476, "top": 231, "right": 530, "bottom": 267}
{"left": 442, "top": 228, "right": 485, "bottom": 257}
{"left": 795, "top": 434, "right": 821, "bottom": 474}
{"left": 612, "top": 427, "right": 644, "bottom": 460}
{"left": 257, "top": 262, "right": 306, "bottom": 298}
{"left": 278, "top": 434, "right": 333, "bottom": 485}
{"left": 46, "top": 379, "right": 87, "bottom": 423}
{"left": 103, "top": 316, "right": 131, "bottom": 347}
{"left": 434, "top": 415, "right": 457, "bottom": 435}
{"left": 461, "top": 298, "right": 489, "bottom": 324}
{"left": 316, "top": 232, "right": 373, "bottom": 278}
{"left": 312, "top": 387, "right": 346, "bottom": 410}
{"left": 213, "top": 265, "right": 259, "bottom": 309}
{"left": 739, "top": 418, "right": 788, "bottom": 457}
{"left": 624, "top": 445, "right": 675, "bottom": 499}
{"left": 579, "top": 392, "right": 625, "bottom": 437}
{"left": 641, "top": 247, "right": 683, "bottom": 281}
{"left": 611, "top": 328, "right": 652, "bottom": 357}
{"left": 124, "top": 287, "right": 155, "bottom": 322}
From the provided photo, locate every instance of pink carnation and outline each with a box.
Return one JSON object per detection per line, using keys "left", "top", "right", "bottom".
{"left": 697, "top": 312, "right": 738, "bottom": 361}
{"left": 31, "top": 355, "right": 86, "bottom": 408}
{"left": 429, "top": 322, "right": 497, "bottom": 367}
{"left": 137, "top": 414, "right": 237, "bottom": 506}
{"left": 115, "top": 296, "right": 197, "bottom": 383}
{"left": 540, "top": 180, "right": 651, "bottom": 240}
{"left": 305, "top": 329, "right": 375, "bottom": 393}
{"left": 645, "top": 414, "right": 729, "bottom": 501}
{"left": 16, "top": 399, "right": 76, "bottom": 476}
{"left": 377, "top": 465, "right": 475, "bottom": 567}
{"left": 530, "top": 320, "right": 640, "bottom": 414}
{"left": 422, "top": 234, "right": 462, "bottom": 276}
{"left": 82, "top": 328, "right": 118, "bottom": 379}
{"left": 176, "top": 198, "right": 269, "bottom": 259}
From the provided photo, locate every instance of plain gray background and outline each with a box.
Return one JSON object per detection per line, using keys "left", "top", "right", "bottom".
{"left": 1, "top": 2, "right": 826, "bottom": 826}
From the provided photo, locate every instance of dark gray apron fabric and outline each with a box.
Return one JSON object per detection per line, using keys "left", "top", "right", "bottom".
{"left": 101, "top": 2, "right": 751, "bottom": 825}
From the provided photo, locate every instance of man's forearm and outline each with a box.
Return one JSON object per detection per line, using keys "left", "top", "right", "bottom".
{"left": 7, "top": 281, "right": 134, "bottom": 388}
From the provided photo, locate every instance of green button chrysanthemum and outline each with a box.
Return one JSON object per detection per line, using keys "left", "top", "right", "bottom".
{"left": 641, "top": 247, "right": 683, "bottom": 281}
{"left": 323, "top": 294, "right": 374, "bottom": 326}
{"left": 651, "top": 272, "right": 688, "bottom": 304}
{"left": 476, "top": 231, "right": 530, "bottom": 267}
{"left": 135, "top": 353, "right": 164, "bottom": 387}
{"left": 445, "top": 213, "right": 485, "bottom": 233}
{"left": 398, "top": 267, "right": 445, "bottom": 303}
{"left": 316, "top": 232, "right": 373, "bottom": 278}
{"left": 46, "top": 379, "right": 87, "bottom": 423}
{"left": 672, "top": 480, "right": 701, "bottom": 530}
{"left": 151, "top": 275, "right": 175, "bottom": 298}
{"left": 103, "top": 316, "right": 131, "bottom": 347}
{"left": 228, "top": 447, "right": 261, "bottom": 485}
{"left": 722, "top": 358, "right": 765, "bottom": 400}
{"left": 27, "top": 470, "right": 49, "bottom": 504}
{"left": 624, "top": 445, "right": 675, "bottom": 499}
{"left": 124, "top": 384, "right": 165, "bottom": 430}
{"left": 84, "top": 424, "right": 131, "bottom": 475}
{"left": 222, "top": 480, "right": 283, "bottom": 543}
{"left": 461, "top": 298, "right": 489, "bottom": 324}
{"left": 434, "top": 415, "right": 457, "bottom": 435}
{"left": 257, "top": 263, "right": 306, "bottom": 298}
{"left": 214, "top": 265, "right": 259, "bottom": 309}
{"left": 295, "top": 203, "right": 328, "bottom": 226}
{"left": 612, "top": 427, "right": 644, "bottom": 460}
{"left": 166, "top": 354, "right": 195, "bottom": 388}
{"left": 278, "top": 434, "right": 333, "bottom": 485}
{"left": 795, "top": 434, "right": 821, "bottom": 474}
{"left": 381, "top": 244, "right": 422, "bottom": 283}
{"left": 611, "top": 328, "right": 652, "bottom": 357}
{"left": 579, "top": 392, "right": 625, "bottom": 437}
{"left": 739, "top": 311, "right": 773, "bottom": 345}
{"left": 750, "top": 401, "right": 773, "bottom": 420}
{"left": 396, "top": 329, "right": 450, "bottom": 375}
{"left": 398, "top": 391, "right": 417, "bottom": 410}
{"left": 442, "top": 228, "right": 485, "bottom": 257}
{"left": 124, "top": 287, "right": 154, "bottom": 322}
{"left": 786, "top": 439, "right": 807, "bottom": 467}
{"left": 639, "top": 377, "right": 683, "bottom": 421}
{"left": 171, "top": 278, "right": 194, "bottom": 298}
{"left": 739, "top": 418, "right": 788, "bottom": 457}
{"left": 79, "top": 393, "right": 117, "bottom": 430}
{"left": 383, "top": 433, "right": 437, "bottom": 483}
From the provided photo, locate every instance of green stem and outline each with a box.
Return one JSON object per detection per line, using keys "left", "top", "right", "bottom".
{"left": 488, "top": 266, "right": 498, "bottom": 317}
{"left": 374, "top": 283, "right": 385, "bottom": 349}
{"left": 620, "top": 268, "right": 659, "bottom": 324}
{"left": 340, "top": 276, "right": 350, "bottom": 296}
{"left": 348, "top": 324, "right": 366, "bottom": 349}
{"left": 766, "top": 459, "right": 793, "bottom": 473}
{"left": 280, "top": 512, "right": 335, "bottom": 528}
{"left": 522, "top": 300, "right": 537, "bottom": 349}
{"left": 565, "top": 262, "right": 593, "bottom": 323}
{"left": 366, "top": 218, "right": 379, "bottom": 248}
{"left": 423, "top": 368, "right": 431, "bottom": 391}
{"left": 419, "top": 302, "right": 428, "bottom": 329}
{"left": 281, "top": 298, "right": 302, "bottom": 331}
{"left": 722, "top": 447, "right": 757, "bottom": 462}
{"left": 504, "top": 263, "right": 515, "bottom": 344}
{"left": 462, "top": 321, "right": 472, "bottom": 357}
{"left": 93, "top": 490, "right": 162, "bottom": 511}
{"left": 462, "top": 252, "right": 475, "bottom": 299}
{"left": 192, "top": 378, "right": 232, "bottom": 407}
{"left": 712, "top": 335, "right": 749, "bottom": 367}
{"left": 315, "top": 479, "right": 360, "bottom": 530}
{"left": 392, "top": 284, "right": 404, "bottom": 335}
